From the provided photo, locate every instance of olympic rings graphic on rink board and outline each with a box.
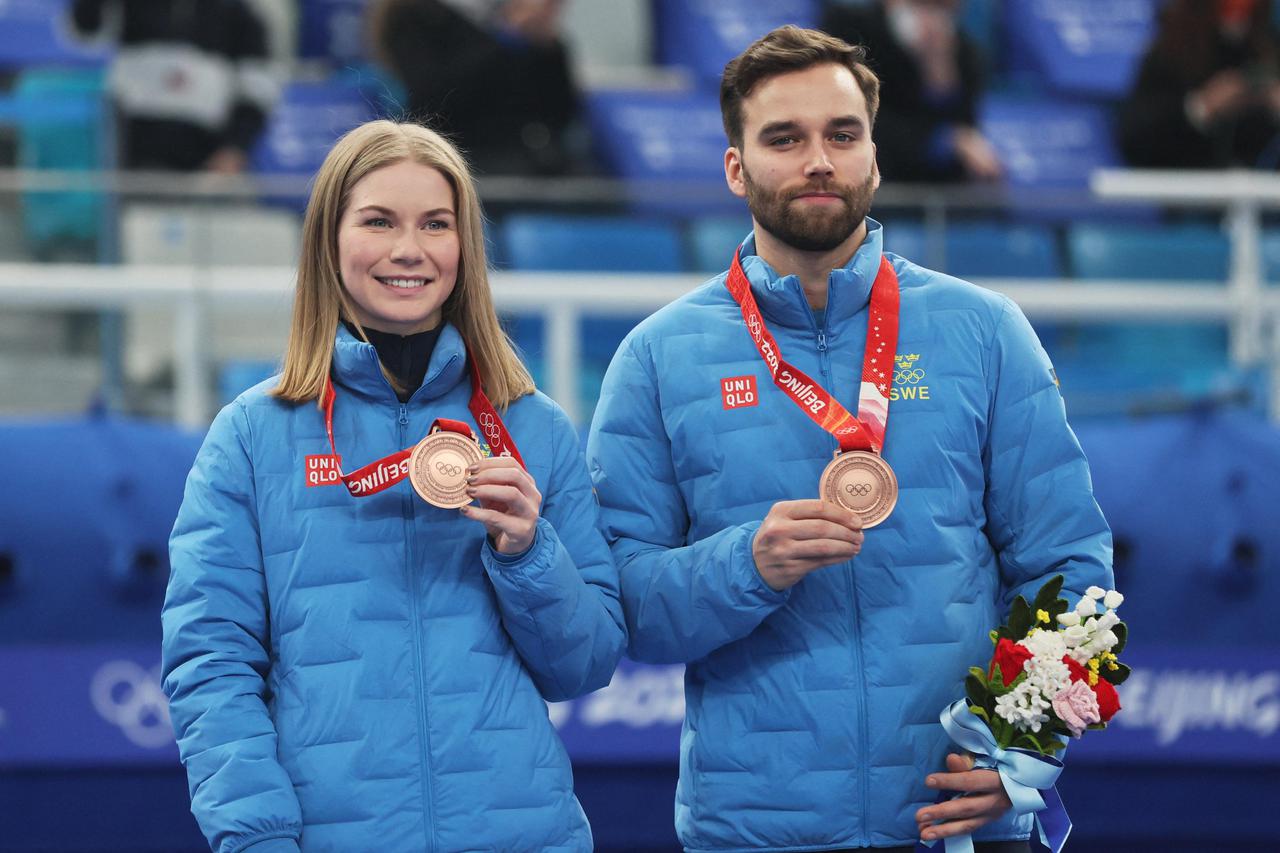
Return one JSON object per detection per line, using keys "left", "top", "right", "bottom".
{"left": 90, "top": 660, "right": 174, "bottom": 749}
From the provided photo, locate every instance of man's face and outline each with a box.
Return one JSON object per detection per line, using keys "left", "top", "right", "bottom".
{"left": 726, "top": 63, "right": 879, "bottom": 253}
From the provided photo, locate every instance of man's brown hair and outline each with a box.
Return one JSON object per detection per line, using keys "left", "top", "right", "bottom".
{"left": 719, "top": 25, "right": 880, "bottom": 149}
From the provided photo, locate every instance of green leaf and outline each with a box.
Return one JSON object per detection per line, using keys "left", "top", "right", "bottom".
{"left": 969, "top": 706, "right": 991, "bottom": 723}
{"left": 1009, "top": 596, "right": 1033, "bottom": 640}
{"left": 966, "top": 672, "right": 990, "bottom": 708}
{"left": 1041, "top": 738, "right": 1067, "bottom": 755}
{"left": 1111, "top": 621, "right": 1128, "bottom": 656}
{"left": 1086, "top": 722, "right": 1107, "bottom": 731}
{"left": 1106, "top": 663, "right": 1131, "bottom": 685}
{"left": 1021, "top": 732, "right": 1045, "bottom": 754}
{"left": 1032, "top": 575, "right": 1065, "bottom": 615}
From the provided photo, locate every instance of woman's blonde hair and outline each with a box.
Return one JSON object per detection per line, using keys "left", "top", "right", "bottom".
{"left": 272, "top": 119, "right": 535, "bottom": 408}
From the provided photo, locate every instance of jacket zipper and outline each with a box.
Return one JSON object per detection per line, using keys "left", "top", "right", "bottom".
{"left": 401, "top": 401, "right": 436, "bottom": 852}
{"left": 817, "top": 290, "right": 871, "bottom": 846}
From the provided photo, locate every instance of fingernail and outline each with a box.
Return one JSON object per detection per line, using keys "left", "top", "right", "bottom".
{"left": 467, "top": 465, "right": 478, "bottom": 474}
{"left": 923, "top": 831, "right": 936, "bottom": 841}
{"left": 926, "top": 776, "right": 937, "bottom": 787}
{"left": 919, "top": 812, "right": 931, "bottom": 822}
{"left": 459, "top": 506, "right": 470, "bottom": 514}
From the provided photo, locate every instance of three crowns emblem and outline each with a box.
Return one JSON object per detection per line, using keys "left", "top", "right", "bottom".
{"left": 894, "top": 353, "right": 920, "bottom": 370}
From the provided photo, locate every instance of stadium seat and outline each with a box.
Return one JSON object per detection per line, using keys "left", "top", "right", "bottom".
{"left": 1262, "top": 228, "right": 1280, "bottom": 283}
{"left": 585, "top": 87, "right": 737, "bottom": 215}
{"left": 652, "top": 0, "right": 819, "bottom": 86}
{"left": 980, "top": 95, "right": 1121, "bottom": 191}
{"left": 1003, "top": 0, "right": 1157, "bottom": 98}
{"left": 688, "top": 216, "right": 751, "bottom": 273}
{"left": 499, "top": 214, "right": 684, "bottom": 273}
{"left": 0, "top": 0, "right": 111, "bottom": 69}
{"left": 250, "top": 77, "right": 375, "bottom": 208}
{"left": 1067, "top": 223, "right": 1229, "bottom": 281}
{"left": 11, "top": 68, "right": 109, "bottom": 257}
{"left": 298, "top": 0, "right": 370, "bottom": 65}
{"left": 945, "top": 222, "right": 1063, "bottom": 279}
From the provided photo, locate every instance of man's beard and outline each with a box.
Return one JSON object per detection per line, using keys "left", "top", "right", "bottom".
{"left": 743, "top": 166, "right": 877, "bottom": 253}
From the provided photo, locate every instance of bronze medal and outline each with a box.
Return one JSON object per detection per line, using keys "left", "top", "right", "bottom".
{"left": 819, "top": 450, "right": 898, "bottom": 528}
{"left": 408, "top": 427, "right": 483, "bottom": 508}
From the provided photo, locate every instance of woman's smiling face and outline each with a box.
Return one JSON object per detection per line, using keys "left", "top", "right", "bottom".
{"left": 337, "top": 159, "right": 460, "bottom": 335}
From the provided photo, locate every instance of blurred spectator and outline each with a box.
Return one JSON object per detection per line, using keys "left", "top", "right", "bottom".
{"left": 69, "top": 0, "right": 280, "bottom": 173}
{"left": 1119, "top": 0, "right": 1280, "bottom": 170}
{"left": 370, "top": 0, "right": 585, "bottom": 176}
{"left": 821, "top": 0, "right": 1002, "bottom": 183}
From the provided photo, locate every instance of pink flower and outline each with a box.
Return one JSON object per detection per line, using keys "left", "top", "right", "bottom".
{"left": 1052, "top": 680, "right": 1102, "bottom": 738}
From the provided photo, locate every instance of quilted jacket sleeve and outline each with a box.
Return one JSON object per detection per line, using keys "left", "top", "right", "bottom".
{"left": 481, "top": 402, "right": 626, "bottom": 702}
{"left": 162, "top": 402, "right": 302, "bottom": 853}
{"left": 587, "top": 335, "right": 790, "bottom": 665}
{"left": 982, "top": 299, "right": 1114, "bottom": 607}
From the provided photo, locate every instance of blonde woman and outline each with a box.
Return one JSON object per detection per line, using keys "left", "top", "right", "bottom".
{"left": 162, "top": 120, "right": 625, "bottom": 853}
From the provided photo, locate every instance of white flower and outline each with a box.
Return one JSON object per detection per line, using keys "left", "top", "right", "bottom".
{"left": 1063, "top": 625, "right": 1089, "bottom": 648}
{"left": 1095, "top": 611, "right": 1119, "bottom": 632}
{"left": 1086, "top": 586, "right": 1106, "bottom": 600}
{"left": 1057, "top": 612, "right": 1081, "bottom": 627}
{"left": 1104, "top": 590, "right": 1124, "bottom": 610}
{"left": 1075, "top": 598, "right": 1097, "bottom": 618}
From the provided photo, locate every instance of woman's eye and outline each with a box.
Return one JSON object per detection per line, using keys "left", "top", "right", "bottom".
{"left": 364, "top": 217, "right": 389, "bottom": 227}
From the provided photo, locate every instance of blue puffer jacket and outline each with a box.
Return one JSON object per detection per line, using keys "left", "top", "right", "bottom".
{"left": 587, "top": 220, "right": 1113, "bottom": 852}
{"left": 163, "top": 324, "right": 625, "bottom": 853}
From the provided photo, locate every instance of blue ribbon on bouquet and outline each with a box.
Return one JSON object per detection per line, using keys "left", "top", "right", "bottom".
{"left": 915, "top": 699, "right": 1072, "bottom": 853}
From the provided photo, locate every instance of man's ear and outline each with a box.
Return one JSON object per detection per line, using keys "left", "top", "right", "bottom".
{"left": 871, "top": 142, "right": 881, "bottom": 193}
{"left": 725, "top": 146, "right": 747, "bottom": 199}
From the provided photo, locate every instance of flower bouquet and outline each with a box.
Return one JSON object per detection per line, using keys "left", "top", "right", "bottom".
{"left": 921, "top": 574, "right": 1128, "bottom": 853}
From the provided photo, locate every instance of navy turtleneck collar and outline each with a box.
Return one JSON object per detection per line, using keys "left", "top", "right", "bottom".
{"left": 342, "top": 320, "right": 442, "bottom": 403}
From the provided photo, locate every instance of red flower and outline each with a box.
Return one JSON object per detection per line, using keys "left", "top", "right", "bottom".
{"left": 1093, "top": 677, "right": 1121, "bottom": 722}
{"left": 989, "top": 638, "right": 1034, "bottom": 686}
{"left": 1062, "top": 655, "right": 1090, "bottom": 683}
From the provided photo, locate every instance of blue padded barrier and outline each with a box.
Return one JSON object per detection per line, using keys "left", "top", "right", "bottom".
{"left": 945, "top": 221, "right": 1063, "bottom": 279}
{"left": 0, "top": 0, "right": 111, "bottom": 69}
{"left": 1003, "top": 0, "right": 1157, "bottom": 99}
{"left": 0, "top": 417, "right": 203, "bottom": 644}
{"left": 652, "top": 0, "right": 818, "bottom": 86}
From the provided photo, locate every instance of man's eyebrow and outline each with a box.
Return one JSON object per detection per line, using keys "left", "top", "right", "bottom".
{"left": 829, "top": 115, "right": 866, "bottom": 131}
{"left": 757, "top": 120, "right": 800, "bottom": 140}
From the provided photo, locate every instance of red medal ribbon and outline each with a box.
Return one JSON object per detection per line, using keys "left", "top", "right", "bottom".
{"left": 322, "top": 342, "right": 524, "bottom": 497}
{"left": 725, "top": 247, "right": 900, "bottom": 453}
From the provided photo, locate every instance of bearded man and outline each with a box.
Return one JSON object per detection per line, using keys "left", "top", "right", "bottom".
{"left": 586, "top": 25, "right": 1113, "bottom": 853}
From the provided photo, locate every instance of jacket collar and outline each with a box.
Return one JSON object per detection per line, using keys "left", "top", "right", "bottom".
{"left": 735, "top": 217, "right": 885, "bottom": 331}
{"left": 330, "top": 321, "right": 468, "bottom": 403}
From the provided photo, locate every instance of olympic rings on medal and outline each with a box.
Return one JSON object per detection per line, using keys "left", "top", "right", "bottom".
{"left": 846, "top": 483, "right": 872, "bottom": 497}
{"left": 436, "top": 461, "right": 463, "bottom": 477}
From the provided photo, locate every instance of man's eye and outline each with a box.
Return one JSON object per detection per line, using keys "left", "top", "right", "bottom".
{"left": 770, "top": 136, "right": 796, "bottom": 146}
{"left": 832, "top": 132, "right": 854, "bottom": 143}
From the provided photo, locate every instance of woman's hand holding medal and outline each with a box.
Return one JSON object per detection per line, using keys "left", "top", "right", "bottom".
{"left": 460, "top": 457, "right": 543, "bottom": 555}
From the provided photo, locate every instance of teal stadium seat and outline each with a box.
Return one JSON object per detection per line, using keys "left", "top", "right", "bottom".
{"left": 498, "top": 214, "right": 684, "bottom": 419}
{"left": 945, "top": 222, "right": 1062, "bottom": 279}
{"left": 1062, "top": 223, "right": 1231, "bottom": 402}
{"left": 688, "top": 216, "right": 751, "bottom": 273}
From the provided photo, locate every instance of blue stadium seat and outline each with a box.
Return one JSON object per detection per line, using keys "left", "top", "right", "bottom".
{"left": 0, "top": 0, "right": 110, "bottom": 69}
{"left": 653, "top": 0, "right": 819, "bottom": 86}
{"left": 499, "top": 214, "right": 684, "bottom": 273}
{"left": 250, "top": 77, "right": 375, "bottom": 178}
{"left": 980, "top": 95, "right": 1121, "bottom": 191}
{"left": 1067, "top": 223, "right": 1229, "bottom": 281}
{"left": 298, "top": 0, "right": 369, "bottom": 65}
{"left": 1003, "top": 0, "right": 1157, "bottom": 98}
{"left": 1262, "top": 228, "right": 1280, "bottom": 283}
{"left": 881, "top": 220, "right": 929, "bottom": 266}
{"left": 688, "top": 216, "right": 751, "bottom": 273}
{"left": 945, "top": 222, "right": 1062, "bottom": 279}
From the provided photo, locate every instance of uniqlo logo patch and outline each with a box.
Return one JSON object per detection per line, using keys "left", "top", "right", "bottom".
{"left": 304, "top": 454, "right": 343, "bottom": 487}
{"left": 721, "top": 375, "right": 758, "bottom": 409}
